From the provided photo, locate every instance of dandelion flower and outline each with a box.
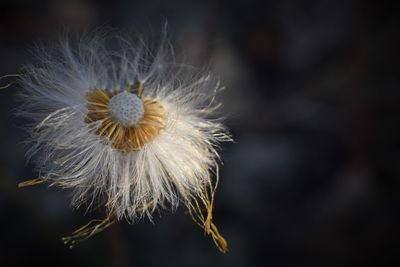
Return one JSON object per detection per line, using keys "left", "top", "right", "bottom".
{"left": 17, "top": 30, "right": 231, "bottom": 252}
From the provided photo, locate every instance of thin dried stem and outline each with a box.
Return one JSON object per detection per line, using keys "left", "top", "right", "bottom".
{"left": 18, "top": 178, "right": 47, "bottom": 188}
{"left": 187, "top": 165, "right": 228, "bottom": 253}
{"left": 62, "top": 216, "right": 116, "bottom": 249}
{"left": 62, "top": 203, "right": 154, "bottom": 249}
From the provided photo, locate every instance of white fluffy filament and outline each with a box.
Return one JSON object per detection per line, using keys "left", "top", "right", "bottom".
{"left": 18, "top": 30, "right": 232, "bottom": 252}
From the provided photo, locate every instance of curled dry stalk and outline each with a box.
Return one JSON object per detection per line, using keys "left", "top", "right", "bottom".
{"left": 18, "top": 178, "right": 117, "bottom": 248}
{"left": 62, "top": 202, "right": 153, "bottom": 248}
{"left": 187, "top": 164, "right": 228, "bottom": 253}
{"left": 62, "top": 216, "right": 116, "bottom": 249}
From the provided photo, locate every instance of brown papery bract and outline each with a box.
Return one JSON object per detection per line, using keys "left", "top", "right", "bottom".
{"left": 85, "top": 88, "right": 166, "bottom": 152}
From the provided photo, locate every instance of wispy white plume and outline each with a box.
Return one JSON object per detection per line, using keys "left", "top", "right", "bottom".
{"left": 18, "top": 28, "right": 231, "bottom": 252}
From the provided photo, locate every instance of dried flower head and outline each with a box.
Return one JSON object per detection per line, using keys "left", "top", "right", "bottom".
{"left": 18, "top": 29, "right": 231, "bottom": 252}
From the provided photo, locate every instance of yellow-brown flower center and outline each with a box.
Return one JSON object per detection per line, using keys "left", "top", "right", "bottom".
{"left": 85, "top": 86, "right": 166, "bottom": 152}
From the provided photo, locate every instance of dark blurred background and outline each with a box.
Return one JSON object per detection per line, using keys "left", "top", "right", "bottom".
{"left": 1, "top": 0, "right": 399, "bottom": 266}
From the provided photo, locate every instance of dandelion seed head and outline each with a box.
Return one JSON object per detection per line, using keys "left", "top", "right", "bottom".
{"left": 18, "top": 30, "right": 232, "bottom": 252}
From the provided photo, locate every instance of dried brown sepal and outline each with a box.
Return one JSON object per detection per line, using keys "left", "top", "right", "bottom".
{"left": 85, "top": 87, "right": 166, "bottom": 152}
